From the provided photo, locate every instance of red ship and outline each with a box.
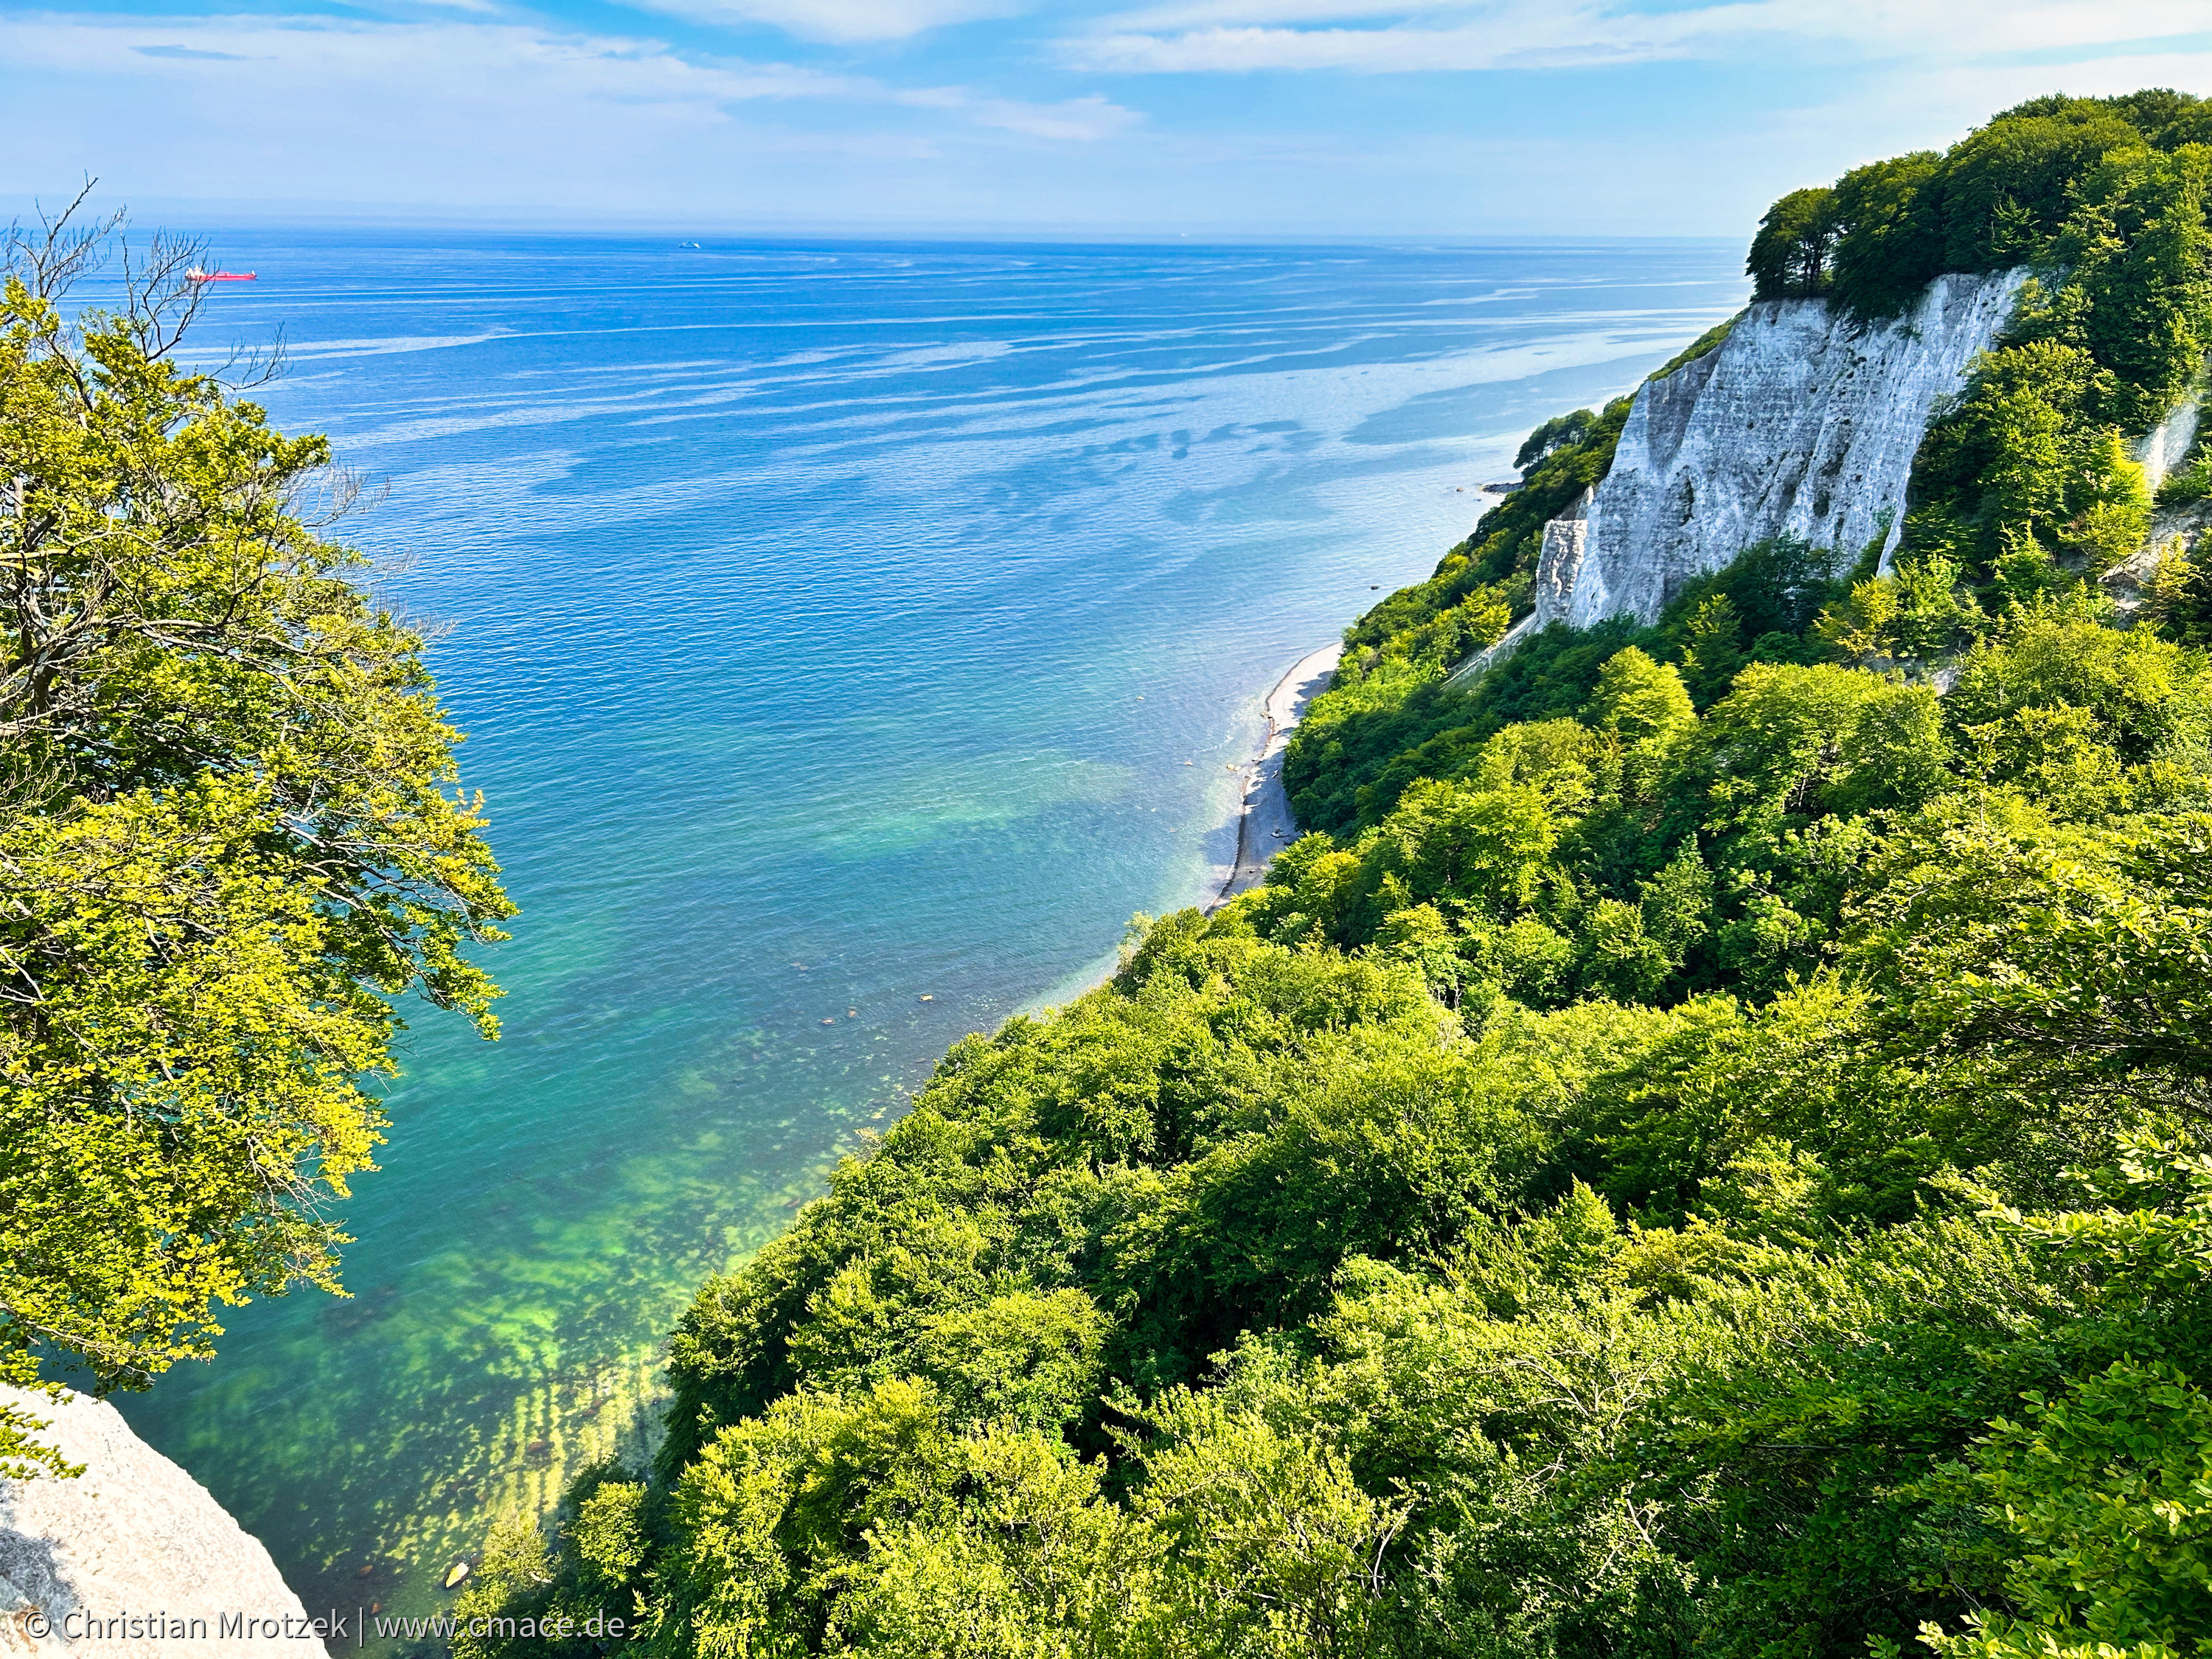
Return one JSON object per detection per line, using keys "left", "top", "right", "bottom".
{"left": 186, "top": 267, "right": 257, "bottom": 282}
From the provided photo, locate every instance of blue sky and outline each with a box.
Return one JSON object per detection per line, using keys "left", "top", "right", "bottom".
{"left": 5, "top": 0, "right": 2211, "bottom": 233}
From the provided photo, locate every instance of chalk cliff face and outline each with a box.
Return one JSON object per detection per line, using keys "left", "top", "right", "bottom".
{"left": 2135, "top": 386, "right": 2202, "bottom": 493}
{"left": 1534, "top": 268, "right": 2030, "bottom": 629}
{"left": 1, "top": 1387, "right": 310, "bottom": 1655}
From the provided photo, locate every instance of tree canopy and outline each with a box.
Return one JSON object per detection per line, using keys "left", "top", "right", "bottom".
{"left": 1744, "top": 91, "right": 2212, "bottom": 319}
{"left": 0, "top": 205, "right": 512, "bottom": 1475}
{"left": 453, "top": 102, "right": 2212, "bottom": 1659}
{"left": 462, "top": 550, "right": 2212, "bottom": 1654}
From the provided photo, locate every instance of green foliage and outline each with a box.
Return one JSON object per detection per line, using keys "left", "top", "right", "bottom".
{"left": 1514, "top": 408, "right": 1593, "bottom": 470}
{"left": 1915, "top": 1138, "right": 2212, "bottom": 1659}
{"left": 2149, "top": 535, "right": 2212, "bottom": 645}
{"left": 1965, "top": 1361, "right": 2212, "bottom": 1646}
{"left": 1850, "top": 810, "right": 2212, "bottom": 1124}
{"left": 2025, "top": 143, "right": 2212, "bottom": 432}
{"left": 477, "top": 91, "right": 2212, "bottom": 1659}
{"left": 1941, "top": 113, "right": 2146, "bottom": 272}
{"left": 1287, "top": 536, "right": 1854, "bottom": 845}
{"left": 1748, "top": 94, "right": 2208, "bottom": 612}
{"left": 452, "top": 1463, "right": 654, "bottom": 1659}
{"left": 549, "top": 509, "right": 2212, "bottom": 1658}
{"left": 0, "top": 217, "right": 510, "bottom": 1475}
{"left": 1585, "top": 646, "right": 1695, "bottom": 748}
{"left": 2157, "top": 450, "right": 2212, "bottom": 507}
{"left": 1768, "top": 100, "right": 2212, "bottom": 599}
{"left": 1271, "top": 543, "right": 1913, "bottom": 1012}
{"left": 1908, "top": 341, "right": 2147, "bottom": 574}
{"left": 1818, "top": 551, "right": 1986, "bottom": 663}
{"left": 1750, "top": 93, "right": 2211, "bottom": 316}
{"left": 1747, "top": 187, "right": 1839, "bottom": 299}
{"left": 1828, "top": 152, "right": 1947, "bottom": 317}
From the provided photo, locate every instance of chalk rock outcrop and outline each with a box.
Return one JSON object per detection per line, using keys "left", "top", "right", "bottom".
{"left": 1, "top": 1388, "right": 310, "bottom": 1655}
{"left": 1534, "top": 268, "right": 2030, "bottom": 629}
{"left": 2135, "top": 387, "right": 2202, "bottom": 493}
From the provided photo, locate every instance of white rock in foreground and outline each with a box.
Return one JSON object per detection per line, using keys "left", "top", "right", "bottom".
{"left": 0, "top": 1387, "right": 311, "bottom": 1655}
{"left": 1537, "top": 269, "right": 2030, "bottom": 629}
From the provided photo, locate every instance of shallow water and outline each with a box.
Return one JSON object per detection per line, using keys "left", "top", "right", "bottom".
{"left": 107, "top": 231, "right": 1745, "bottom": 1629}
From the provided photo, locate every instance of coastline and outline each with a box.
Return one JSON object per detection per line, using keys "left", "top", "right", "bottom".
{"left": 1208, "top": 641, "right": 1345, "bottom": 911}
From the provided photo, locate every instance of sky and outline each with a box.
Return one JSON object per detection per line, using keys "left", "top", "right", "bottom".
{"left": 4, "top": 1, "right": 2212, "bottom": 234}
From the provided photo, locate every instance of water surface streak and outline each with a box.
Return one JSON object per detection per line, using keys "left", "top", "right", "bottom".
{"left": 109, "top": 232, "right": 1745, "bottom": 1626}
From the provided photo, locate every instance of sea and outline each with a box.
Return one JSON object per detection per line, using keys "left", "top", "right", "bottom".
{"left": 101, "top": 230, "right": 1747, "bottom": 1632}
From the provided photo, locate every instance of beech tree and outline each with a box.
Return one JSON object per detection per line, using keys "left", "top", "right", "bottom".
{"left": 0, "top": 195, "right": 513, "bottom": 1473}
{"left": 1746, "top": 187, "right": 1838, "bottom": 299}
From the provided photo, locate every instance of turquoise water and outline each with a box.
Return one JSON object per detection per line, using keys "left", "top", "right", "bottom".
{"left": 111, "top": 232, "right": 1744, "bottom": 1621}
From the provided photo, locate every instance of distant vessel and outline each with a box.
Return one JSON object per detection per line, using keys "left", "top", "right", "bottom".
{"left": 186, "top": 268, "right": 257, "bottom": 283}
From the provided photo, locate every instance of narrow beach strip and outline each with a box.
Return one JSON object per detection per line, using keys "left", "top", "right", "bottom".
{"left": 1209, "top": 641, "right": 1345, "bottom": 912}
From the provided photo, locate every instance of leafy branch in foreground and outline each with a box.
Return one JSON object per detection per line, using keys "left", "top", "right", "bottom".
{"left": 0, "top": 195, "right": 512, "bottom": 1475}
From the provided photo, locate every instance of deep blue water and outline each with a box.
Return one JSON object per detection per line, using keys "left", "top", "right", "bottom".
{"left": 108, "top": 231, "right": 1745, "bottom": 1621}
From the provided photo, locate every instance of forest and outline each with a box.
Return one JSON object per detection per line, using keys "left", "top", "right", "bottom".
{"left": 7, "top": 88, "right": 2211, "bottom": 1659}
{"left": 448, "top": 90, "right": 2212, "bottom": 1659}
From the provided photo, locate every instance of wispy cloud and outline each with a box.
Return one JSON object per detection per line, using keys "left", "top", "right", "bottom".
{"left": 8, "top": 15, "right": 862, "bottom": 104}
{"left": 7, "top": 13, "right": 1134, "bottom": 140}
{"left": 10, "top": 0, "right": 2211, "bottom": 232}
{"left": 1062, "top": 0, "right": 2212, "bottom": 74}
{"left": 897, "top": 86, "right": 1141, "bottom": 139}
{"left": 1096, "top": 0, "right": 1497, "bottom": 25}
{"left": 616, "top": 0, "right": 1025, "bottom": 44}
{"left": 133, "top": 41, "right": 250, "bottom": 58}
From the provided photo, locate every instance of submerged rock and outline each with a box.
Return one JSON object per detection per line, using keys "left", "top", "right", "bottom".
{"left": 0, "top": 1386, "right": 310, "bottom": 1655}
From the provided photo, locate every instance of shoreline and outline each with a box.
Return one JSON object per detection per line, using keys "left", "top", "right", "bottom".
{"left": 1208, "top": 641, "right": 1345, "bottom": 912}
{"left": 1021, "top": 638, "right": 1345, "bottom": 1014}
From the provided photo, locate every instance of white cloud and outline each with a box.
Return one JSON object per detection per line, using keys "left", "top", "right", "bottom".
{"left": 1099, "top": 0, "right": 1484, "bottom": 25}
{"left": 1064, "top": 0, "right": 2212, "bottom": 74}
{"left": 0, "top": 10, "right": 1144, "bottom": 224}
{"left": 7, "top": 13, "right": 867, "bottom": 105}
{"left": 897, "top": 87, "right": 1142, "bottom": 139}
{"left": 0, "top": 13, "right": 1133, "bottom": 144}
{"left": 7, "top": 0, "right": 2206, "bottom": 232}
{"left": 615, "top": 0, "right": 1024, "bottom": 44}
{"left": 133, "top": 41, "right": 251, "bottom": 58}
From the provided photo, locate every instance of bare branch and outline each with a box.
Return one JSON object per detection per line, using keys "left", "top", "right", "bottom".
{"left": 3, "top": 177, "right": 122, "bottom": 306}
{"left": 214, "top": 324, "right": 288, "bottom": 392}
{"left": 117, "top": 230, "right": 209, "bottom": 362}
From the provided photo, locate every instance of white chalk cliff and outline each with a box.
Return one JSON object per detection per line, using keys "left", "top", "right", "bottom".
{"left": 2135, "top": 385, "right": 2202, "bottom": 493}
{"left": 1, "top": 1387, "right": 310, "bottom": 1655}
{"left": 1533, "top": 268, "right": 2031, "bottom": 630}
